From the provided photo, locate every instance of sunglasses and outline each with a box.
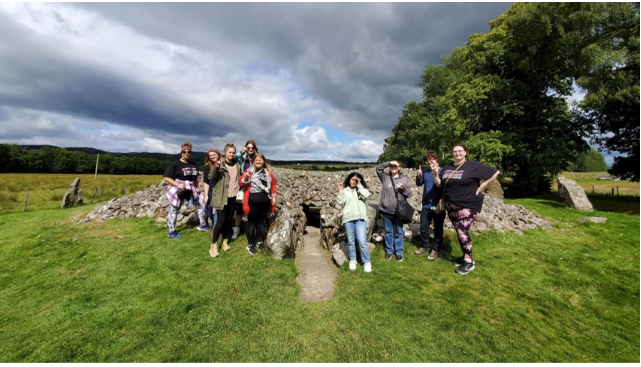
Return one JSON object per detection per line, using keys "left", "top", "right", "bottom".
{"left": 246, "top": 146, "right": 255, "bottom": 149}
{"left": 182, "top": 150, "right": 192, "bottom": 154}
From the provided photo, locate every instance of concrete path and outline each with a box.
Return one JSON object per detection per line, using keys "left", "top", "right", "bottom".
{"left": 295, "top": 226, "right": 338, "bottom": 302}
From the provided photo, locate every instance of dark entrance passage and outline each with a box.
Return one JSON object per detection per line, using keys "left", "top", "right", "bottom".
{"left": 301, "top": 203, "right": 321, "bottom": 228}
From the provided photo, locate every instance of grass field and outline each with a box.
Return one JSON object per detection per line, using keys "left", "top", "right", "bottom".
{"left": 0, "top": 174, "right": 162, "bottom": 214}
{"left": 556, "top": 171, "right": 640, "bottom": 197}
{"left": 0, "top": 192, "right": 638, "bottom": 361}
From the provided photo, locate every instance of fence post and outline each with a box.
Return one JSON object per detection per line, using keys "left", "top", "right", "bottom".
{"left": 90, "top": 188, "right": 97, "bottom": 204}
{"left": 592, "top": 186, "right": 594, "bottom": 194}
{"left": 98, "top": 187, "right": 101, "bottom": 200}
{"left": 23, "top": 190, "right": 29, "bottom": 212}
{"left": 94, "top": 154, "right": 99, "bottom": 179}
{"left": 611, "top": 187, "right": 614, "bottom": 195}
{"left": 616, "top": 186, "right": 619, "bottom": 196}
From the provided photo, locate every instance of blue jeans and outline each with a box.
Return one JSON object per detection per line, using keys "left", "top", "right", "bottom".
{"left": 206, "top": 205, "right": 217, "bottom": 228}
{"left": 383, "top": 215, "right": 404, "bottom": 255}
{"left": 420, "top": 206, "right": 445, "bottom": 251}
{"left": 205, "top": 184, "right": 217, "bottom": 228}
{"left": 344, "top": 219, "right": 370, "bottom": 263}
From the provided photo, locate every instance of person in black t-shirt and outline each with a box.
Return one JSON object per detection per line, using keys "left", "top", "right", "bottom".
{"left": 162, "top": 142, "right": 208, "bottom": 238}
{"left": 432, "top": 143, "right": 500, "bottom": 275}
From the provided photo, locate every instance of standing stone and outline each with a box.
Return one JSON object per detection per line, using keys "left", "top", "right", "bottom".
{"left": 266, "top": 208, "right": 293, "bottom": 259}
{"left": 557, "top": 177, "right": 594, "bottom": 211}
{"left": 365, "top": 203, "right": 379, "bottom": 241}
{"left": 61, "top": 177, "right": 83, "bottom": 209}
{"left": 484, "top": 179, "right": 504, "bottom": 198}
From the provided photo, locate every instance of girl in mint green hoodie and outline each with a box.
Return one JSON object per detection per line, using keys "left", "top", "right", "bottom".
{"left": 337, "top": 172, "right": 372, "bottom": 273}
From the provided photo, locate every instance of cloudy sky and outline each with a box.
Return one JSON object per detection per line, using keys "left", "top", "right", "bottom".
{"left": 0, "top": 2, "right": 515, "bottom": 161}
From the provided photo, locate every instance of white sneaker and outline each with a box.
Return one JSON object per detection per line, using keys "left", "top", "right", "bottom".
{"left": 349, "top": 260, "right": 357, "bottom": 270}
{"left": 363, "top": 262, "right": 372, "bottom": 273}
{"left": 231, "top": 227, "right": 240, "bottom": 240}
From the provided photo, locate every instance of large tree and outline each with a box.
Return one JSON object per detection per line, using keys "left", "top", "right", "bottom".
{"left": 380, "top": 2, "right": 639, "bottom": 195}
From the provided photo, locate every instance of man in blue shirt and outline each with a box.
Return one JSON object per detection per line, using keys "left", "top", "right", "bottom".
{"left": 414, "top": 150, "right": 445, "bottom": 260}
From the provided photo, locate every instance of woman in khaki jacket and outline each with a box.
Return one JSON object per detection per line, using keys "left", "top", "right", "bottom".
{"left": 207, "top": 143, "right": 242, "bottom": 258}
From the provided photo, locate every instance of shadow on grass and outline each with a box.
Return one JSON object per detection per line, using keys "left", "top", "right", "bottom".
{"left": 408, "top": 234, "right": 455, "bottom": 259}
{"left": 533, "top": 193, "right": 639, "bottom": 215}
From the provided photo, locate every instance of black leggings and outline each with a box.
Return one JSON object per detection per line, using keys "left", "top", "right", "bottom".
{"left": 211, "top": 197, "right": 237, "bottom": 244}
{"left": 246, "top": 192, "right": 271, "bottom": 245}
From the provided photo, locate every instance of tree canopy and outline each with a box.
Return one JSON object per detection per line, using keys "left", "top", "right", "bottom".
{"left": 380, "top": 2, "right": 639, "bottom": 195}
{"left": 0, "top": 144, "right": 170, "bottom": 175}
{"left": 567, "top": 147, "right": 609, "bottom": 173}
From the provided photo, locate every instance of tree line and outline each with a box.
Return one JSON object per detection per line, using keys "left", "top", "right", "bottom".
{"left": 0, "top": 144, "right": 171, "bottom": 175}
{"left": 380, "top": 2, "right": 639, "bottom": 196}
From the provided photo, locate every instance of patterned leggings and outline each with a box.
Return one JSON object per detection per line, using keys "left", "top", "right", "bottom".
{"left": 447, "top": 207, "right": 479, "bottom": 263}
{"left": 167, "top": 195, "right": 207, "bottom": 233}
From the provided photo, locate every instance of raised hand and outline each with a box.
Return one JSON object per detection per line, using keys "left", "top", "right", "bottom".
{"left": 417, "top": 166, "right": 422, "bottom": 176}
{"left": 429, "top": 160, "right": 439, "bottom": 173}
{"left": 390, "top": 160, "right": 399, "bottom": 167}
{"left": 338, "top": 182, "right": 344, "bottom": 191}
{"left": 241, "top": 146, "right": 247, "bottom": 154}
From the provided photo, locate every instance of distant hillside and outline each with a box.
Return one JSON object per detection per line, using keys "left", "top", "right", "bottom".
{"left": 19, "top": 145, "right": 375, "bottom": 165}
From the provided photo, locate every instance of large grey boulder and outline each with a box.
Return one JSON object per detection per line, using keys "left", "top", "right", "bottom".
{"left": 265, "top": 204, "right": 306, "bottom": 260}
{"left": 558, "top": 177, "right": 594, "bottom": 211}
{"left": 266, "top": 208, "right": 293, "bottom": 259}
{"left": 61, "top": 177, "right": 83, "bottom": 209}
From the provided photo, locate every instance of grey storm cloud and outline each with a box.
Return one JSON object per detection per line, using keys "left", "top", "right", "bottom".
{"left": 0, "top": 3, "right": 512, "bottom": 159}
{"left": 0, "top": 13, "right": 236, "bottom": 138}
{"left": 75, "top": 2, "right": 511, "bottom": 137}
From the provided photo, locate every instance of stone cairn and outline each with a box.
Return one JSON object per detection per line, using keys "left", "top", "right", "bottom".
{"left": 81, "top": 167, "right": 551, "bottom": 264}
{"left": 61, "top": 177, "right": 83, "bottom": 209}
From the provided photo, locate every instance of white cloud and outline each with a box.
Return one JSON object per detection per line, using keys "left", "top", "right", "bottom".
{"left": 333, "top": 140, "right": 383, "bottom": 161}
{"left": 285, "top": 126, "right": 340, "bottom": 153}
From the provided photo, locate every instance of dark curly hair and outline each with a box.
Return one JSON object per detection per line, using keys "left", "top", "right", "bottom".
{"left": 343, "top": 172, "right": 367, "bottom": 189}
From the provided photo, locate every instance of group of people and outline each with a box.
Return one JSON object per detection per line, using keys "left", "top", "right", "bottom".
{"left": 163, "top": 140, "right": 276, "bottom": 258}
{"left": 162, "top": 141, "right": 500, "bottom": 275}
{"left": 338, "top": 143, "right": 499, "bottom": 275}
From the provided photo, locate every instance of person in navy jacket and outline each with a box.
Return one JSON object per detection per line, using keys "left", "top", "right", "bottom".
{"left": 414, "top": 150, "right": 445, "bottom": 260}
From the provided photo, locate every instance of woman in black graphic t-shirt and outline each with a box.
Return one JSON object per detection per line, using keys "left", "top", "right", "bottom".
{"left": 163, "top": 142, "right": 208, "bottom": 238}
{"left": 431, "top": 143, "right": 500, "bottom": 275}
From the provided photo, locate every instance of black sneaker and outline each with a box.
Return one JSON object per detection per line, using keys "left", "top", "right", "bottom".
{"left": 452, "top": 256, "right": 465, "bottom": 267}
{"left": 395, "top": 254, "right": 404, "bottom": 262}
{"left": 385, "top": 253, "right": 392, "bottom": 261}
{"left": 246, "top": 244, "right": 257, "bottom": 255}
{"left": 455, "top": 261, "right": 475, "bottom": 275}
{"left": 257, "top": 242, "right": 265, "bottom": 251}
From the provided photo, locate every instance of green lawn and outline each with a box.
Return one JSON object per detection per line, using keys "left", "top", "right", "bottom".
{"left": 0, "top": 198, "right": 638, "bottom": 362}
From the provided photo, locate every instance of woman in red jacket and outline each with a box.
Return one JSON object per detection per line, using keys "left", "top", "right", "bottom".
{"left": 238, "top": 153, "right": 277, "bottom": 255}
